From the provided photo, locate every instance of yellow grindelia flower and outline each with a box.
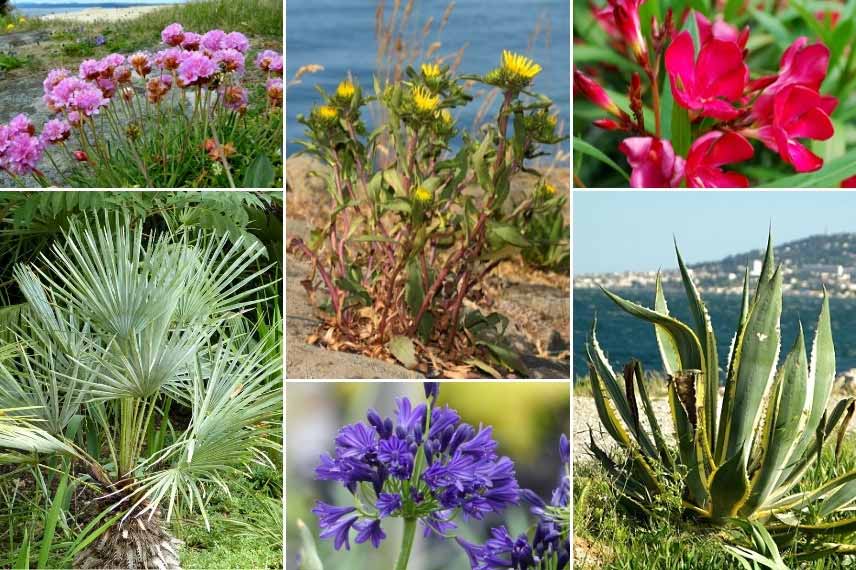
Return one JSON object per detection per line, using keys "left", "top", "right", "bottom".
{"left": 421, "top": 63, "right": 441, "bottom": 79}
{"left": 413, "top": 186, "right": 432, "bottom": 203}
{"left": 336, "top": 79, "right": 355, "bottom": 99}
{"left": 315, "top": 105, "right": 339, "bottom": 120}
{"left": 501, "top": 50, "right": 542, "bottom": 81}
{"left": 19, "top": 17, "right": 26, "bottom": 23}
{"left": 543, "top": 183, "right": 557, "bottom": 195}
{"left": 412, "top": 85, "right": 440, "bottom": 113}
{"left": 439, "top": 109, "right": 453, "bottom": 125}
{"left": 547, "top": 114, "right": 558, "bottom": 127}
{"left": 6, "top": 23, "right": 14, "bottom": 31}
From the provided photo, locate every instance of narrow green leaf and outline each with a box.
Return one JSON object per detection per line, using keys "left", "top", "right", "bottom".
{"left": 572, "top": 137, "right": 630, "bottom": 181}
{"left": 759, "top": 147, "right": 856, "bottom": 187}
{"left": 241, "top": 154, "right": 275, "bottom": 188}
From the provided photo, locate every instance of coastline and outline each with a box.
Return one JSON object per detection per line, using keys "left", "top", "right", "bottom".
{"left": 38, "top": 4, "right": 168, "bottom": 23}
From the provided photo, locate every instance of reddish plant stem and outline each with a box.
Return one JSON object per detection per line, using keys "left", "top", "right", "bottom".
{"left": 289, "top": 238, "right": 342, "bottom": 318}
{"left": 646, "top": 58, "right": 662, "bottom": 138}
{"left": 444, "top": 269, "right": 471, "bottom": 351}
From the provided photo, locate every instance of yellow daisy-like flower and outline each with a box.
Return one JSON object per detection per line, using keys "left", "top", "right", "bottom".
{"left": 547, "top": 114, "right": 558, "bottom": 127}
{"left": 336, "top": 79, "right": 355, "bottom": 99}
{"left": 543, "top": 183, "right": 557, "bottom": 195}
{"left": 438, "top": 109, "right": 453, "bottom": 126}
{"left": 501, "top": 50, "right": 542, "bottom": 81}
{"left": 412, "top": 85, "right": 440, "bottom": 113}
{"left": 421, "top": 63, "right": 441, "bottom": 80}
{"left": 413, "top": 186, "right": 432, "bottom": 204}
{"left": 314, "top": 105, "right": 339, "bottom": 121}
{"left": 6, "top": 23, "right": 15, "bottom": 31}
{"left": 18, "top": 16, "right": 26, "bottom": 23}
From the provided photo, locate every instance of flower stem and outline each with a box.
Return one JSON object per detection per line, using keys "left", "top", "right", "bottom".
{"left": 647, "top": 65, "right": 661, "bottom": 138}
{"left": 394, "top": 518, "right": 417, "bottom": 570}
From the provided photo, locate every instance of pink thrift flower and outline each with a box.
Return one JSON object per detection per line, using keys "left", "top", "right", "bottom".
{"left": 0, "top": 125, "right": 11, "bottom": 158}
{"left": 98, "top": 53, "right": 126, "bottom": 77}
{"left": 181, "top": 32, "right": 203, "bottom": 50}
{"left": 255, "top": 49, "right": 280, "bottom": 72}
{"left": 67, "top": 111, "right": 82, "bottom": 127}
{"left": 41, "top": 119, "right": 71, "bottom": 144}
{"left": 223, "top": 85, "right": 249, "bottom": 112}
{"left": 201, "top": 29, "right": 227, "bottom": 51}
{"left": 224, "top": 31, "right": 249, "bottom": 53}
{"left": 5, "top": 132, "right": 44, "bottom": 176}
{"left": 161, "top": 23, "right": 185, "bottom": 46}
{"left": 751, "top": 37, "right": 832, "bottom": 124}
{"left": 129, "top": 52, "right": 153, "bottom": 77}
{"left": 177, "top": 52, "right": 217, "bottom": 86}
{"left": 266, "top": 77, "right": 283, "bottom": 107}
{"left": 685, "top": 131, "right": 753, "bottom": 188}
{"left": 665, "top": 31, "right": 748, "bottom": 120}
{"left": 155, "top": 47, "right": 186, "bottom": 71}
{"left": 43, "top": 68, "right": 70, "bottom": 95}
{"left": 49, "top": 77, "right": 88, "bottom": 111}
{"left": 79, "top": 58, "right": 101, "bottom": 80}
{"left": 213, "top": 48, "right": 245, "bottom": 74}
{"left": 9, "top": 114, "right": 35, "bottom": 136}
{"left": 96, "top": 77, "right": 116, "bottom": 98}
{"left": 113, "top": 65, "right": 132, "bottom": 83}
{"left": 270, "top": 54, "right": 283, "bottom": 75}
{"left": 146, "top": 75, "right": 173, "bottom": 103}
{"left": 695, "top": 12, "right": 748, "bottom": 49}
{"left": 619, "top": 137, "right": 685, "bottom": 188}
{"left": 72, "top": 84, "right": 109, "bottom": 117}
{"left": 756, "top": 84, "right": 836, "bottom": 173}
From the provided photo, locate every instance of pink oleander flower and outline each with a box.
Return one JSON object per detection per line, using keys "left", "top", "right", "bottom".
{"left": 665, "top": 31, "right": 748, "bottom": 120}
{"left": 161, "top": 23, "right": 185, "bottom": 46}
{"left": 113, "top": 65, "right": 132, "bottom": 83}
{"left": 129, "top": 52, "right": 152, "bottom": 77}
{"left": 685, "top": 131, "right": 753, "bottom": 188}
{"left": 751, "top": 37, "right": 832, "bottom": 124}
{"left": 756, "top": 84, "right": 836, "bottom": 173}
{"left": 223, "top": 85, "right": 249, "bottom": 112}
{"left": 573, "top": 68, "right": 624, "bottom": 118}
{"left": 155, "top": 47, "right": 186, "bottom": 71}
{"left": 177, "top": 52, "right": 217, "bottom": 86}
{"left": 841, "top": 175, "right": 856, "bottom": 187}
{"left": 695, "top": 12, "right": 748, "bottom": 49}
{"left": 201, "top": 29, "right": 227, "bottom": 51}
{"left": 79, "top": 58, "right": 101, "bottom": 80}
{"left": 255, "top": 49, "right": 281, "bottom": 72}
{"left": 619, "top": 137, "right": 685, "bottom": 188}
{"left": 9, "top": 114, "right": 35, "bottom": 136}
{"left": 266, "top": 77, "right": 283, "bottom": 107}
{"left": 610, "top": 0, "right": 647, "bottom": 64}
{"left": 4, "top": 132, "right": 44, "bottom": 176}
{"left": 181, "top": 32, "right": 203, "bottom": 50}
{"left": 213, "top": 48, "right": 245, "bottom": 75}
{"left": 592, "top": 4, "right": 622, "bottom": 43}
{"left": 224, "top": 31, "right": 249, "bottom": 53}
{"left": 41, "top": 118, "right": 71, "bottom": 144}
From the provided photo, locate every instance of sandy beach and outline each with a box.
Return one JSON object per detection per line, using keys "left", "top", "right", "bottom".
{"left": 39, "top": 5, "right": 168, "bottom": 23}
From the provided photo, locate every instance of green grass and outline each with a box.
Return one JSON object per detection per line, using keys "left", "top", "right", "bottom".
{"left": 574, "top": 438, "right": 856, "bottom": 569}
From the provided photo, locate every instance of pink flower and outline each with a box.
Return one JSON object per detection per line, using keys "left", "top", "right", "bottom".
{"left": 49, "top": 77, "right": 88, "bottom": 111}
{"left": 113, "top": 65, "right": 132, "bottom": 83}
{"left": 161, "top": 23, "right": 185, "bottom": 46}
{"left": 266, "top": 77, "right": 283, "bottom": 107}
{"left": 9, "top": 114, "right": 35, "bottom": 136}
{"left": 146, "top": 76, "right": 172, "bottom": 103}
{"left": 129, "top": 52, "right": 152, "bottom": 77}
{"left": 4, "top": 132, "right": 44, "bottom": 176}
{"left": 177, "top": 52, "right": 217, "bottom": 86}
{"left": 756, "top": 85, "right": 836, "bottom": 173}
{"left": 79, "top": 58, "right": 101, "bottom": 80}
{"left": 155, "top": 48, "right": 187, "bottom": 71}
{"left": 619, "top": 137, "right": 685, "bottom": 188}
{"left": 213, "top": 48, "right": 245, "bottom": 74}
{"left": 573, "top": 68, "right": 624, "bottom": 118}
{"left": 67, "top": 111, "right": 82, "bottom": 127}
{"left": 695, "top": 12, "right": 748, "bottom": 49}
{"left": 0, "top": 125, "right": 11, "bottom": 158}
{"left": 609, "top": 0, "right": 647, "bottom": 64}
{"left": 255, "top": 49, "right": 281, "bottom": 72}
{"left": 665, "top": 31, "right": 748, "bottom": 120}
{"left": 751, "top": 37, "right": 832, "bottom": 124}
{"left": 841, "top": 175, "right": 856, "bottom": 187}
{"left": 201, "top": 29, "right": 227, "bottom": 51}
{"left": 181, "top": 32, "right": 203, "bottom": 50}
{"left": 95, "top": 77, "right": 116, "bottom": 98}
{"left": 41, "top": 119, "right": 71, "bottom": 144}
{"left": 685, "top": 131, "right": 754, "bottom": 188}
{"left": 223, "top": 85, "right": 249, "bottom": 112}
{"left": 72, "top": 84, "right": 110, "bottom": 116}
{"left": 224, "top": 31, "right": 249, "bottom": 53}
{"left": 98, "top": 53, "right": 125, "bottom": 77}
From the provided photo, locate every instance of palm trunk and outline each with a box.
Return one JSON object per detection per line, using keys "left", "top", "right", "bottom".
{"left": 75, "top": 514, "right": 182, "bottom": 570}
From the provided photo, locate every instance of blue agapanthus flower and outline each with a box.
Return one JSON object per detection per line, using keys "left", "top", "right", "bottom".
{"left": 457, "top": 434, "right": 571, "bottom": 570}
{"left": 312, "top": 386, "right": 521, "bottom": 551}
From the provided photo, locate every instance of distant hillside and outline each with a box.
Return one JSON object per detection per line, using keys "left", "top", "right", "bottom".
{"left": 692, "top": 233, "right": 856, "bottom": 273}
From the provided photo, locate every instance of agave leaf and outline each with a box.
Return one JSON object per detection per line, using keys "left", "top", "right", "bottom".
{"left": 742, "top": 327, "right": 808, "bottom": 515}
{"left": 653, "top": 273, "right": 680, "bottom": 375}
{"left": 719, "top": 266, "right": 783, "bottom": 466}
{"left": 719, "top": 267, "right": 753, "bottom": 463}
{"left": 818, "top": 472, "right": 856, "bottom": 516}
{"left": 710, "top": 446, "right": 751, "bottom": 519}
{"left": 632, "top": 360, "right": 676, "bottom": 470}
{"left": 601, "top": 287, "right": 703, "bottom": 370}
{"left": 668, "top": 378, "right": 709, "bottom": 507}
{"left": 753, "top": 231, "right": 776, "bottom": 303}
{"left": 674, "top": 242, "right": 719, "bottom": 453}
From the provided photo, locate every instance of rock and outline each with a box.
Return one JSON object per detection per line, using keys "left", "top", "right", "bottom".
{"left": 0, "top": 31, "right": 49, "bottom": 50}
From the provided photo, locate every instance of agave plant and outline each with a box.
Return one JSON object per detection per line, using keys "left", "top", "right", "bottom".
{"left": 586, "top": 235, "right": 856, "bottom": 556}
{"left": 0, "top": 214, "right": 282, "bottom": 569}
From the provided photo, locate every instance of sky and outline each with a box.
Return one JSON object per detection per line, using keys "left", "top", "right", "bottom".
{"left": 574, "top": 191, "right": 856, "bottom": 274}
{"left": 18, "top": 0, "right": 182, "bottom": 4}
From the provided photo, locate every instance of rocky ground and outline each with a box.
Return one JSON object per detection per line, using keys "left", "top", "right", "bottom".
{"left": 285, "top": 155, "right": 571, "bottom": 379}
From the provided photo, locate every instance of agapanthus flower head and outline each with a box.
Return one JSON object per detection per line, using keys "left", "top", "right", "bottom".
{"left": 41, "top": 118, "right": 71, "bottom": 144}
{"left": 212, "top": 48, "right": 245, "bottom": 75}
{"left": 412, "top": 85, "right": 440, "bottom": 113}
{"left": 266, "top": 77, "right": 283, "bottom": 107}
{"left": 180, "top": 31, "right": 203, "bottom": 50}
{"left": 161, "top": 22, "right": 185, "bottom": 46}
{"left": 619, "top": 136, "right": 685, "bottom": 188}
{"left": 223, "top": 85, "right": 249, "bottom": 113}
{"left": 177, "top": 52, "right": 217, "bottom": 86}
{"left": 665, "top": 31, "right": 748, "bottom": 120}
{"left": 755, "top": 84, "right": 836, "bottom": 173}
{"left": 313, "top": 395, "right": 519, "bottom": 551}
{"left": 201, "top": 29, "right": 228, "bottom": 51}
{"left": 224, "top": 31, "right": 250, "bottom": 53}
{"left": 501, "top": 49, "right": 542, "bottom": 82}
{"left": 129, "top": 52, "right": 153, "bottom": 77}
{"left": 685, "top": 130, "right": 754, "bottom": 188}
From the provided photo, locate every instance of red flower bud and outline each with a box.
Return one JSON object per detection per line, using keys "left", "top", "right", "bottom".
{"left": 593, "top": 118, "right": 622, "bottom": 131}
{"left": 73, "top": 150, "right": 89, "bottom": 162}
{"left": 573, "top": 68, "right": 625, "bottom": 119}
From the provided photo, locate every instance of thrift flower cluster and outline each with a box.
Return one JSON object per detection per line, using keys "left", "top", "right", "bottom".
{"left": 0, "top": 23, "right": 283, "bottom": 180}
{"left": 575, "top": 8, "right": 839, "bottom": 187}
{"left": 312, "top": 384, "right": 521, "bottom": 551}
{"left": 458, "top": 435, "right": 570, "bottom": 570}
